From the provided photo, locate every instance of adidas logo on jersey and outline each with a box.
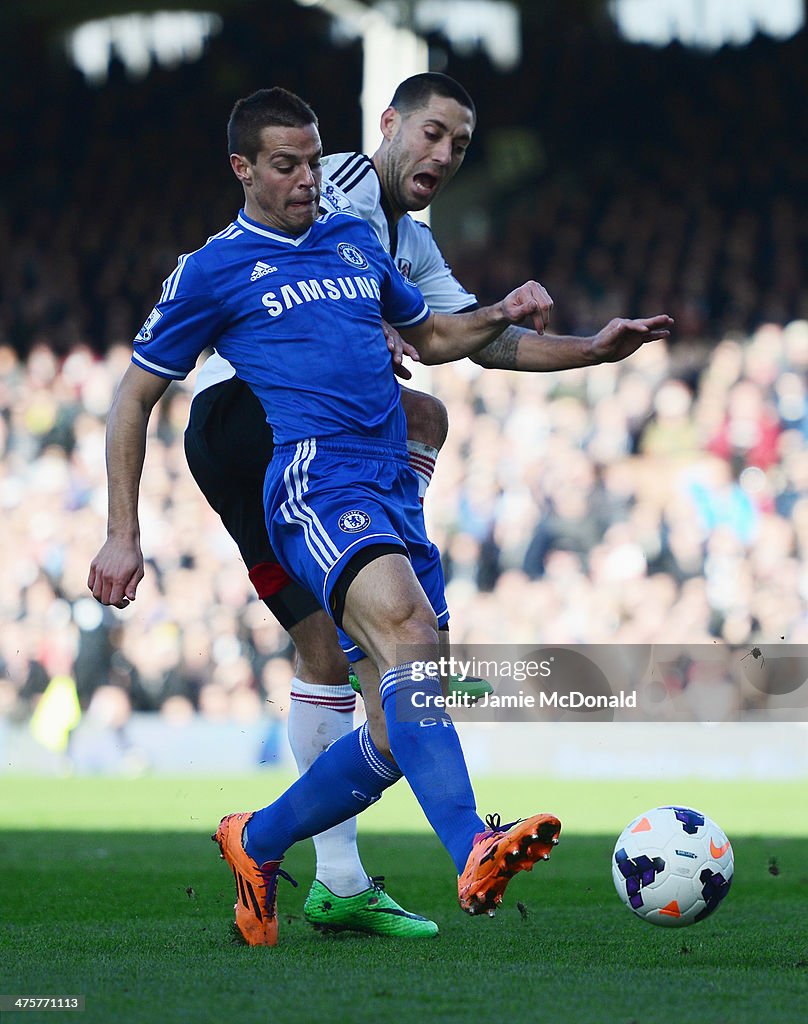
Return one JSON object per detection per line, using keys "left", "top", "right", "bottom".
{"left": 250, "top": 261, "right": 277, "bottom": 281}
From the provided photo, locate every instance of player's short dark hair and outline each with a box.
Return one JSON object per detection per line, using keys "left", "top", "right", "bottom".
{"left": 389, "top": 73, "right": 476, "bottom": 127}
{"left": 228, "top": 87, "right": 318, "bottom": 162}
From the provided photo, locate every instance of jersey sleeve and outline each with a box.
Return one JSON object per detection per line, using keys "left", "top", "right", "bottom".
{"left": 131, "top": 255, "right": 226, "bottom": 380}
{"left": 408, "top": 220, "right": 477, "bottom": 313}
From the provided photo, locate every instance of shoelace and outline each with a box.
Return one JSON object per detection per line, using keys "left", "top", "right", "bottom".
{"left": 369, "top": 875, "right": 387, "bottom": 892}
{"left": 260, "top": 864, "right": 298, "bottom": 911}
{"left": 484, "top": 812, "right": 522, "bottom": 833}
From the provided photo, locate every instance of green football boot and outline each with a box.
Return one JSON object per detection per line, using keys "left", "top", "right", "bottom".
{"left": 303, "top": 877, "right": 438, "bottom": 938}
{"left": 348, "top": 666, "right": 493, "bottom": 704}
{"left": 450, "top": 675, "right": 493, "bottom": 703}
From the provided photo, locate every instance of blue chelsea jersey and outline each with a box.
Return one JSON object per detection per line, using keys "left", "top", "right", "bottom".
{"left": 132, "top": 210, "right": 430, "bottom": 445}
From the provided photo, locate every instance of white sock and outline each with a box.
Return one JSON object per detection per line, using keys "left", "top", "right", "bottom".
{"left": 407, "top": 440, "right": 438, "bottom": 500}
{"left": 287, "top": 677, "right": 371, "bottom": 896}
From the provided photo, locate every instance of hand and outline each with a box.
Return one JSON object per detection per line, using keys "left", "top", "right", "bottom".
{"left": 87, "top": 536, "right": 144, "bottom": 609}
{"left": 590, "top": 314, "right": 674, "bottom": 363}
{"left": 383, "top": 319, "right": 421, "bottom": 380}
{"left": 501, "top": 280, "right": 553, "bottom": 335}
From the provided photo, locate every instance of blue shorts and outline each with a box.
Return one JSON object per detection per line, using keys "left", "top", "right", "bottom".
{"left": 264, "top": 437, "right": 449, "bottom": 660}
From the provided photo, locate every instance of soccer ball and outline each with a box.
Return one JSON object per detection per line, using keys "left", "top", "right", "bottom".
{"left": 612, "top": 806, "right": 734, "bottom": 927}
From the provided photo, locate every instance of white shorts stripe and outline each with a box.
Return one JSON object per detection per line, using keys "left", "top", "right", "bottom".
{"left": 293, "top": 441, "right": 341, "bottom": 560}
{"left": 281, "top": 457, "right": 331, "bottom": 572}
{"left": 290, "top": 441, "right": 344, "bottom": 565}
{"left": 280, "top": 440, "right": 341, "bottom": 577}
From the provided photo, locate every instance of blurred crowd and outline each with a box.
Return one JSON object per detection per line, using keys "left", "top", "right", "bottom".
{"left": 427, "top": 323, "right": 808, "bottom": 650}
{"left": 3, "top": 7, "right": 808, "bottom": 752}
{"left": 0, "top": 341, "right": 299, "bottom": 729}
{"left": 448, "top": 25, "right": 808, "bottom": 339}
{"left": 3, "top": 322, "right": 808, "bottom": 735}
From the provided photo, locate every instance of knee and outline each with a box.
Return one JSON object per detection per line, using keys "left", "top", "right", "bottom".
{"left": 359, "top": 600, "right": 438, "bottom": 677}
{"left": 401, "top": 390, "right": 449, "bottom": 451}
{"left": 290, "top": 612, "right": 349, "bottom": 684}
{"left": 387, "top": 599, "right": 439, "bottom": 650}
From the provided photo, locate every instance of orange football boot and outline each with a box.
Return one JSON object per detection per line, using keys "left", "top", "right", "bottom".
{"left": 458, "top": 812, "right": 562, "bottom": 915}
{"left": 212, "top": 811, "right": 296, "bottom": 946}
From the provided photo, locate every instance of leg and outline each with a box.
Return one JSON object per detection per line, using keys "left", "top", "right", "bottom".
{"left": 186, "top": 381, "right": 428, "bottom": 934}
{"left": 255, "top": 440, "right": 482, "bottom": 874}
{"left": 352, "top": 657, "right": 391, "bottom": 760}
{"left": 352, "top": 630, "right": 490, "bottom": 751}
{"left": 325, "top": 547, "right": 561, "bottom": 917}
{"left": 400, "top": 386, "right": 449, "bottom": 450}
{"left": 400, "top": 387, "right": 448, "bottom": 498}
{"left": 268, "top": 587, "right": 415, "bottom": 920}
{"left": 280, "top": 610, "right": 373, "bottom": 897}
{"left": 231, "top": 552, "right": 477, "bottom": 876}
{"left": 186, "top": 383, "right": 367, "bottom": 884}
{"left": 287, "top": 608, "right": 347, "bottom": 684}
{"left": 340, "top": 554, "right": 486, "bottom": 874}
{"left": 222, "top": 446, "right": 559, "bottom": 942}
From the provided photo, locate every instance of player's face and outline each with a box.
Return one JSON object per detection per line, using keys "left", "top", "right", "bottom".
{"left": 382, "top": 95, "right": 474, "bottom": 214}
{"left": 238, "top": 123, "right": 323, "bottom": 234}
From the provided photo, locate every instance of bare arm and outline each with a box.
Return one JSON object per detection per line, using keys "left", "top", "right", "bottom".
{"left": 471, "top": 316, "right": 675, "bottom": 371}
{"left": 87, "top": 363, "right": 171, "bottom": 607}
{"left": 401, "top": 281, "right": 553, "bottom": 366}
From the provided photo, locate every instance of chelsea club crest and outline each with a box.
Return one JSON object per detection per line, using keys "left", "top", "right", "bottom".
{"left": 338, "top": 509, "right": 371, "bottom": 533}
{"left": 337, "top": 243, "right": 369, "bottom": 270}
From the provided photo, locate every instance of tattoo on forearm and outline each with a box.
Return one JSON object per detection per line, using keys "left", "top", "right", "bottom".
{"left": 474, "top": 326, "right": 521, "bottom": 369}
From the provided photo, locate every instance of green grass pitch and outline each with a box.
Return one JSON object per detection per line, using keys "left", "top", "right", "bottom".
{"left": 1, "top": 775, "right": 807, "bottom": 1024}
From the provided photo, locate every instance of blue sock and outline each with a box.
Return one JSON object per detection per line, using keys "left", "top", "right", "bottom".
{"left": 380, "top": 664, "right": 485, "bottom": 873}
{"left": 244, "top": 722, "right": 401, "bottom": 864}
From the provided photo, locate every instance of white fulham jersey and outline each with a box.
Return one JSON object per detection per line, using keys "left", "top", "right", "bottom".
{"left": 193, "top": 151, "right": 476, "bottom": 396}
{"left": 319, "top": 152, "right": 476, "bottom": 313}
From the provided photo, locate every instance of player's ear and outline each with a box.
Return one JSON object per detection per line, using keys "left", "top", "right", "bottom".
{"left": 379, "top": 106, "right": 401, "bottom": 141}
{"left": 230, "top": 152, "right": 252, "bottom": 185}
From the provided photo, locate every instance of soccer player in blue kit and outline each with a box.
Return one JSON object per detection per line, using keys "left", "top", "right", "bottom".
{"left": 89, "top": 87, "right": 672, "bottom": 945}
{"left": 177, "top": 74, "right": 673, "bottom": 940}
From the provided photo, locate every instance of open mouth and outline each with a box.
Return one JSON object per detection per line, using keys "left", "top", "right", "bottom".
{"left": 413, "top": 172, "right": 439, "bottom": 196}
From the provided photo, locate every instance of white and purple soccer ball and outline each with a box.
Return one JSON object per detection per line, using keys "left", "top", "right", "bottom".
{"left": 612, "top": 806, "right": 734, "bottom": 927}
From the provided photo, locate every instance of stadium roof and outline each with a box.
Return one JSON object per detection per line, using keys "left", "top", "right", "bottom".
{"left": 2, "top": 0, "right": 607, "bottom": 33}
{"left": 7, "top": 1, "right": 802, "bottom": 51}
